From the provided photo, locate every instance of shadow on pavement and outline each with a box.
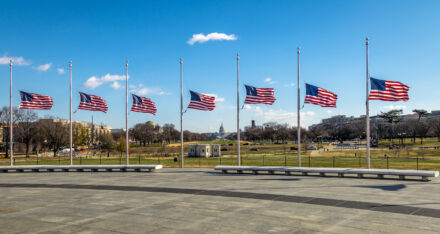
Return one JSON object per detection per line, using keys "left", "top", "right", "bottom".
{"left": 355, "top": 184, "right": 406, "bottom": 191}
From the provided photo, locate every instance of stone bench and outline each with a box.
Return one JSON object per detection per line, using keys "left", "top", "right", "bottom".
{"left": 0, "top": 165, "right": 163, "bottom": 173}
{"left": 214, "top": 166, "right": 439, "bottom": 181}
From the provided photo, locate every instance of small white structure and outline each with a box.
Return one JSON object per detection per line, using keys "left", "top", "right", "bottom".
{"left": 188, "top": 144, "right": 221, "bottom": 157}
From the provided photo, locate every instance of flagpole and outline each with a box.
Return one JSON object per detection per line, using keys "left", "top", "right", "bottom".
{"left": 237, "top": 53, "right": 240, "bottom": 166}
{"left": 69, "top": 61, "right": 73, "bottom": 165}
{"left": 9, "top": 59, "right": 13, "bottom": 166}
{"left": 180, "top": 58, "right": 184, "bottom": 168}
{"left": 126, "top": 60, "right": 129, "bottom": 165}
{"left": 366, "top": 38, "right": 371, "bottom": 169}
{"left": 297, "top": 48, "right": 301, "bottom": 167}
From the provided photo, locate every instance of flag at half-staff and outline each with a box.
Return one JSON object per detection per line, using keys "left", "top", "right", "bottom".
{"left": 244, "top": 85, "right": 276, "bottom": 105}
{"left": 78, "top": 92, "right": 108, "bottom": 113}
{"left": 369, "top": 77, "right": 409, "bottom": 101}
{"left": 187, "top": 90, "right": 216, "bottom": 111}
{"left": 131, "top": 94, "right": 157, "bottom": 115}
{"left": 304, "top": 84, "right": 338, "bottom": 107}
{"left": 19, "top": 91, "right": 53, "bottom": 110}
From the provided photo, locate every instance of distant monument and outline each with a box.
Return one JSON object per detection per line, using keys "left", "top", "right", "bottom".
{"left": 219, "top": 123, "right": 225, "bottom": 138}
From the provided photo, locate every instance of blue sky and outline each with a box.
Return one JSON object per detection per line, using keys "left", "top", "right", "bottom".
{"left": 1, "top": 0, "right": 440, "bottom": 132}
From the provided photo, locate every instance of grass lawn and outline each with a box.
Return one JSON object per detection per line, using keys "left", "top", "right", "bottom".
{"left": 1, "top": 152, "right": 439, "bottom": 170}
{"left": 1, "top": 137, "right": 439, "bottom": 170}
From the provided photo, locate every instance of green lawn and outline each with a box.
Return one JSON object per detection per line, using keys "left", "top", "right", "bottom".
{"left": 2, "top": 137, "right": 440, "bottom": 170}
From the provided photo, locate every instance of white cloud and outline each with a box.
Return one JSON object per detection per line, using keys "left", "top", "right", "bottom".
{"left": 34, "top": 63, "right": 52, "bottom": 71}
{"left": 130, "top": 84, "right": 170, "bottom": 96}
{"left": 284, "top": 83, "right": 295, "bottom": 87}
{"left": 187, "top": 32, "right": 237, "bottom": 45}
{"left": 110, "top": 81, "right": 122, "bottom": 90}
{"left": 264, "top": 77, "right": 277, "bottom": 84}
{"left": 83, "top": 73, "right": 127, "bottom": 89}
{"left": 0, "top": 56, "right": 31, "bottom": 66}
{"left": 205, "top": 93, "right": 225, "bottom": 102}
{"left": 381, "top": 105, "right": 407, "bottom": 110}
{"left": 327, "top": 110, "right": 333, "bottom": 114}
{"left": 57, "top": 68, "right": 65, "bottom": 75}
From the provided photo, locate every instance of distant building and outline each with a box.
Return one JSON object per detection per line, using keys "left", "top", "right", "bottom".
{"left": 219, "top": 123, "right": 225, "bottom": 137}
{"left": 39, "top": 118, "right": 112, "bottom": 144}
{"left": 188, "top": 144, "right": 221, "bottom": 158}
{"left": 111, "top": 128, "right": 125, "bottom": 133}
{"left": 251, "top": 120, "right": 256, "bottom": 128}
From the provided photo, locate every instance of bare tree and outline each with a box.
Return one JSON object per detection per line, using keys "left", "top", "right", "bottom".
{"left": 98, "top": 133, "right": 115, "bottom": 157}
{"left": 415, "top": 121, "right": 430, "bottom": 144}
{"left": 38, "top": 119, "right": 68, "bottom": 157}
{"left": 428, "top": 117, "right": 440, "bottom": 142}
{"left": 378, "top": 109, "right": 403, "bottom": 143}
{"left": 15, "top": 110, "right": 38, "bottom": 157}
{"left": 0, "top": 106, "right": 25, "bottom": 158}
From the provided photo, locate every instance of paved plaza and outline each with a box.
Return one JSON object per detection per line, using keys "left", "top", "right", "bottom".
{"left": 0, "top": 168, "right": 439, "bottom": 233}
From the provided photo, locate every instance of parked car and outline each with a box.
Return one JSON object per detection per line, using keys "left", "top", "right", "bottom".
{"left": 56, "top": 147, "right": 77, "bottom": 156}
{"left": 221, "top": 148, "right": 228, "bottom": 151}
{"left": 250, "top": 148, "right": 259, "bottom": 152}
{"left": 290, "top": 147, "right": 298, "bottom": 150}
{"left": 306, "top": 145, "right": 318, "bottom": 150}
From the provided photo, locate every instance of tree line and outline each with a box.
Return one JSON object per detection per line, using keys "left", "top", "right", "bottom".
{"left": 0, "top": 106, "right": 216, "bottom": 157}
{"left": 308, "top": 109, "right": 440, "bottom": 144}
{"left": 129, "top": 122, "right": 215, "bottom": 146}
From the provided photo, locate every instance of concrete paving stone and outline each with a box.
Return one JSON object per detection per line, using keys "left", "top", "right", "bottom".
{"left": 340, "top": 218, "right": 439, "bottom": 233}
{"left": 36, "top": 224, "right": 118, "bottom": 234}
{"left": 0, "top": 168, "right": 439, "bottom": 233}
{"left": 325, "top": 225, "right": 378, "bottom": 234}
{"left": 0, "top": 217, "right": 59, "bottom": 234}
{"left": 82, "top": 218, "right": 155, "bottom": 234}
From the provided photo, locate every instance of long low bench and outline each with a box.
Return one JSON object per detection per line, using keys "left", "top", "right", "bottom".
{"left": 214, "top": 166, "right": 439, "bottom": 181}
{"left": 0, "top": 165, "right": 163, "bottom": 173}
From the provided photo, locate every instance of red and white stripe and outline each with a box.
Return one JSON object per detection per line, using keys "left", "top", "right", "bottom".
{"left": 131, "top": 97, "right": 157, "bottom": 115}
{"left": 20, "top": 93, "right": 53, "bottom": 110}
{"left": 369, "top": 81, "right": 409, "bottom": 102}
{"left": 244, "top": 88, "right": 276, "bottom": 105}
{"left": 304, "top": 88, "right": 337, "bottom": 107}
{"left": 78, "top": 95, "right": 108, "bottom": 113}
{"left": 188, "top": 94, "right": 216, "bottom": 111}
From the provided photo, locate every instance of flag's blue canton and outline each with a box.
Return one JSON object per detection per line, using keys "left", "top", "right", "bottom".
{"left": 20, "top": 91, "right": 34, "bottom": 102}
{"left": 370, "top": 78, "right": 386, "bottom": 91}
{"left": 190, "top": 91, "right": 202, "bottom": 101}
{"left": 305, "top": 84, "right": 319, "bottom": 96}
{"left": 245, "top": 85, "right": 258, "bottom": 96}
{"left": 79, "top": 92, "right": 92, "bottom": 103}
{"left": 132, "top": 94, "right": 143, "bottom": 105}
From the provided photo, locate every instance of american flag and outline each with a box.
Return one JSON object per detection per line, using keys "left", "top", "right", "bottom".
{"left": 304, "top": 84, "right": 338, "bottom": 107}
{"left": 19, "top": 91, "right": 53, "bottom": 110}
{"left": 244, "top": 85, "right": 276, "bottom": 105}
{"left": 131, "top": 94, "right": 157, "bottom": 115}
{"left": 187, "top": 91, "right": 216, "bottom": 111}
{"left": 369, "top": 77, "right": 409, "bottom": 101}
{"left": 78, "top": 92, "right": 108, "bottom": 113}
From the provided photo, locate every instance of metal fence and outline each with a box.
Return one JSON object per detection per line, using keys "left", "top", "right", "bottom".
{"left": 1, "top": 151, "right": 439, "bottom": 171}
